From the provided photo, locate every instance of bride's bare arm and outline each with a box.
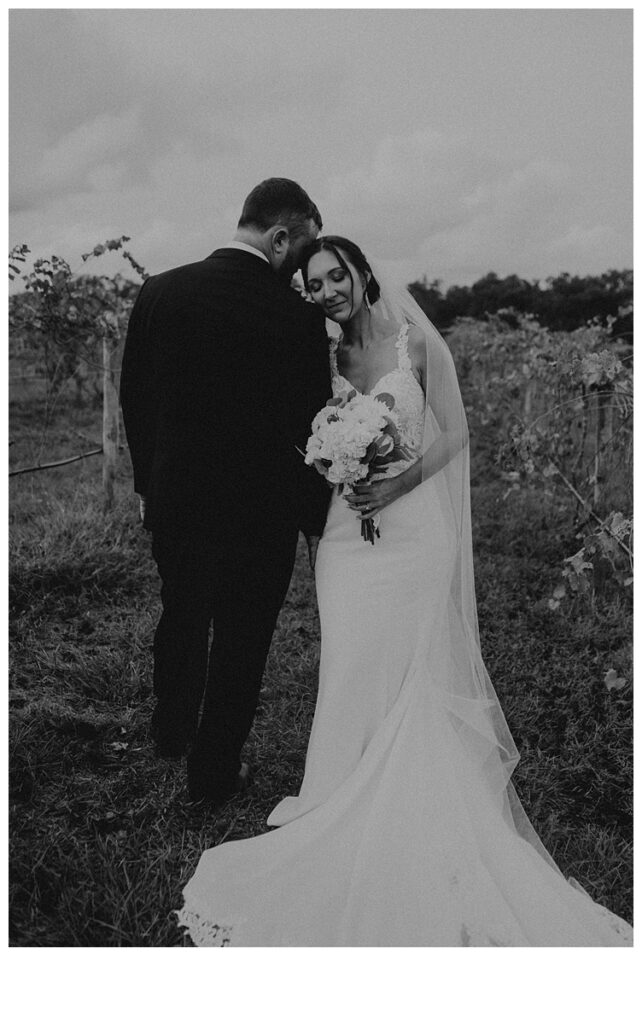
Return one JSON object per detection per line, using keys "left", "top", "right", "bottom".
{"left": 409, "top": 325, "right": 468, "bottom": 482}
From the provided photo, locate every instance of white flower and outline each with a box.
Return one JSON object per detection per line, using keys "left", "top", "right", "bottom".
{"left": 304, "top": 392, "right": 403, "bottom": 487}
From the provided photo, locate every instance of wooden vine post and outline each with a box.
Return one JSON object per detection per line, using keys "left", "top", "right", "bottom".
{"left": 593, "top": 385, "right": 614, "bottom": 507}
{"left": 102, "top": 322, "right": 120, "bottom": 511}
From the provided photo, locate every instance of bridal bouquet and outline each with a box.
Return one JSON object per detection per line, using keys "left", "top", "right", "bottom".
{"left": 304, "top": 389, "right": 412, "bottom": 544}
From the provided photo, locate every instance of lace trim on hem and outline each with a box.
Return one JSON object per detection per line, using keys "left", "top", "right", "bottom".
{"left": 175, "top": 907, "right": 234, "bottom": 947}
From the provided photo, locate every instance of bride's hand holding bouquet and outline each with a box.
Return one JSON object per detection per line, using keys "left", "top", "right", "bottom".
{"left": 304, "top": 387, "right": 413, "bottom": 544}
{"left": 344, "top": 466, "right": 419, "bottom": 522}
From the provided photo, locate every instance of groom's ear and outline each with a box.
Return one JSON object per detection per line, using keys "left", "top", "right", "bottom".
{"left": 271, "top": 226, "right": 290, "bottom": 255}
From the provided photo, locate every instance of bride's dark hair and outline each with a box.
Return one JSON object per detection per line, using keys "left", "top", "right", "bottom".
{"left": 300, "top": 236, "right": 381, "bottom": 306}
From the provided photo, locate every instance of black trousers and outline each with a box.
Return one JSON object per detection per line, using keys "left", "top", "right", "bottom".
{"left": 151, "top": 519, "right": 297, "bottom": 790}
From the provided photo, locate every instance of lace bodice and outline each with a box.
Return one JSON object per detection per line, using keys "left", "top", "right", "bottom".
{"left": 329, "top": 324, "right": 425, "bottom": 455}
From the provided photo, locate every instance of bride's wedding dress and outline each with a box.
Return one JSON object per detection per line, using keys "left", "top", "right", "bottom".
{"left": 177, "top": 322, "right": 632, "bottom": 947}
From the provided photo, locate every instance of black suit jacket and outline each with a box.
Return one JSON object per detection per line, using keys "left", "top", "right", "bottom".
{"left": 120, "top": 248, "right": 332, "bottom": 543}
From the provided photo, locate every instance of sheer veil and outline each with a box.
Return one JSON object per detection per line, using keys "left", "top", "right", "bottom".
{"left": 367, "top": 260, "right": 559, "bottom": 869}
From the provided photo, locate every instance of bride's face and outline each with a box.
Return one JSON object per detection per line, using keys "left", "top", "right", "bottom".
{"left": 305, "top": 250, "right": 366, "bottom": 323}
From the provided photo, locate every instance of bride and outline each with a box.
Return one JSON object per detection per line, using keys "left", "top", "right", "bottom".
{"left": 177, "top": 236, "right": 632, "bottom": 947}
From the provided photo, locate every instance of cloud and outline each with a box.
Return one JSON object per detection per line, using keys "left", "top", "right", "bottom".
{"left": 318, "top": 129, "right": 615, "bottom": 282}
{"left": 322, "top": 129, "right": 490, "bottom": 251}
{"left": 9, "top": 9, "right": 632, "bottom": 287}
{"left": 44, "top": 109, "right": 139, "bottom": 192}
{"left": 11, "top": 108, "right": 141, "bottom": 212}
{"left": 9, "top": 8, "right": 348, "bottom": 221}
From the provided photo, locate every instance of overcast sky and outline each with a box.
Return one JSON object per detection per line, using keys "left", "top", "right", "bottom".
{"left": 9, "top": 7, "right": 632, "bottom": 288}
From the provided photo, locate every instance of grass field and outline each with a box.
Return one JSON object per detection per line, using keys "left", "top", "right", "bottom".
{"left": 9, "top": 384, "right": 633, "bottom": 946}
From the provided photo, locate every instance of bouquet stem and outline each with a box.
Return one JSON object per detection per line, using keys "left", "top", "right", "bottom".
{"left": 361, "top": 517, "right": 381, "bottom": 545}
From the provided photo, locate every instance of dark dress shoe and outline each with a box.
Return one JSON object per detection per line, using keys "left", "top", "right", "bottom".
{"left": 187, "top": 762, "right": 252, "bottom": 806}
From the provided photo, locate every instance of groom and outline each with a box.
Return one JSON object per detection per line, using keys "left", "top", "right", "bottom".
{"left": 120, "top": 178, "right": 331, "bottom": 804}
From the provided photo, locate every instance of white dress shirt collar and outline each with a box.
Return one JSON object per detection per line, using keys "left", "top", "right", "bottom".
{"left": 224, "top": 241, "right": 270, "bottom": 265}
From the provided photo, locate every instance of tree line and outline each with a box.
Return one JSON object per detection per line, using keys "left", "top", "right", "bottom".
{"left": 408, "top": 269, "right": 633, "bottom": 339}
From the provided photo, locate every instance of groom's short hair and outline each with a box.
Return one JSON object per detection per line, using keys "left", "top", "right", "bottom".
{"left": 238, "top": 178, "right": 322, "bottom": 237}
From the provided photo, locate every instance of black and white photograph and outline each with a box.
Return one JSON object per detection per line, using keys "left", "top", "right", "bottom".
{"left": 8, "top": 3, "right": 633, "bottom": 968}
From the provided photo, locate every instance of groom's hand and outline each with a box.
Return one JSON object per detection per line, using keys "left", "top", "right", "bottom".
{"left": 306, "top": 535, "right": 320, "bottom": 572}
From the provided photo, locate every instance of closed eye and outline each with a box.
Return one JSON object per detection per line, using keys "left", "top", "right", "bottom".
{"left": 307, "top": 270, "right": 348, "bottom": 292}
